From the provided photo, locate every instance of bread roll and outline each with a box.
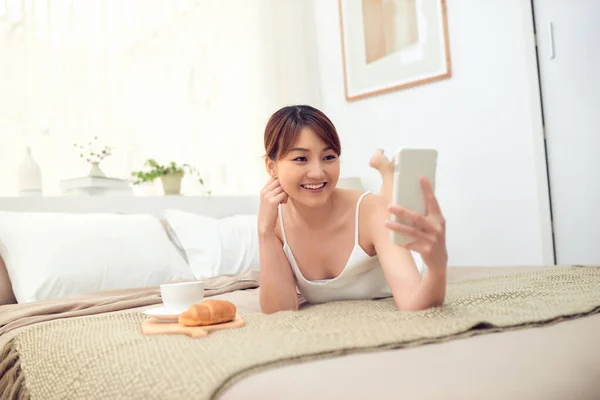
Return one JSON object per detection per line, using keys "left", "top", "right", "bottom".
{"left": 178, "top": 299, "right": 237, "bottom": 326}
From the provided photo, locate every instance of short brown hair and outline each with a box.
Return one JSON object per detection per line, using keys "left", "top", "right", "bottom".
{"left": 264, "top": 105, "right": 341, "bottom": 160}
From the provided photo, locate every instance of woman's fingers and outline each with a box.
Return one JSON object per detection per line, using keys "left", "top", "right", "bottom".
{"left": 271, "top": 185, "right": 284, "bottom": 196}
{"left": 272, "top": 191, "right": 288, "bottom": 205}
{"left": 385, "top": 220, "right": 437, "bottom": 255}
{"left": 261, "top": 176, "right": 288, "bottom": 205}
{"left": 384, "top": 220, "right": 435, "bottom": 243}
{"left": 268, "top": 186, "right": 284, "bottom": 203}
{"left": 401, "top": 241, "right": 433, "bottom": 255}
{"left": 262, "top": 178, "right": 282, "bottom": 196}
{"left": 388, "top": 204, "right": 437, "bottom": 233}
{"left": 267, "top": 178, "right": 281, "bottom": 191}
{"left": 420, "top": 176, "right": 442, "bottom": 217}
{"left": 261, "top": 177, "right": 276, "bottom": 193}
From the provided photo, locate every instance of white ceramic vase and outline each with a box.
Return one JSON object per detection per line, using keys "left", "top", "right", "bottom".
{"left": 17, "top": 146, "right": 43, "bottom": 197}
{"left": 88, "top": 162, "right": 105, "bottom": 178}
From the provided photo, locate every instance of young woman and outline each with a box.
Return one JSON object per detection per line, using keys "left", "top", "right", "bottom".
{"left": 258, "top": 105, "right": 448, "bottom": 314}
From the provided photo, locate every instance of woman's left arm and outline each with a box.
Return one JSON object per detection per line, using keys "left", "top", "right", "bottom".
{"left": 368, "top": 176, "right": 448, "bottom": 311}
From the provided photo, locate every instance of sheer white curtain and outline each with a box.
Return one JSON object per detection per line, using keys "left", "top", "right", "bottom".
{"left": 0, "top": 0, "right": 321, "bottom": 196}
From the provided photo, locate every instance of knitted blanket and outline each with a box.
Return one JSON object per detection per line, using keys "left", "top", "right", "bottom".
{"left": 2, "top": 266, "right": 599, "bottom": 400}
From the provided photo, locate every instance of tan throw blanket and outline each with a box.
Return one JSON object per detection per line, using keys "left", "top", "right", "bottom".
{"left": 0, "top": 269, "right": 260, "bottom": 337}
{"left": 3, "top": 266, "right": 600, "bottom": 400}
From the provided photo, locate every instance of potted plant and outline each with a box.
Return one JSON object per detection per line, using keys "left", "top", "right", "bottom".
{"left": 131, "top": 159, "right": 204, "bottom": 195}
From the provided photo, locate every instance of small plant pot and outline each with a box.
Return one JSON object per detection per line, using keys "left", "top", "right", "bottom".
{"left": 161, "top": 173, "right": 183, "bottom": 195}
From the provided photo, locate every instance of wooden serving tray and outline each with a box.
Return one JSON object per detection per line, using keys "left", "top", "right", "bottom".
{"left": 142, "top": 315, "right": 245, "bottom": 339}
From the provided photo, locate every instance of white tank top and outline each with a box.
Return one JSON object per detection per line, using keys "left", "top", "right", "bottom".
{"left": 278, "top": 191, "right": 394, "bottom": 304}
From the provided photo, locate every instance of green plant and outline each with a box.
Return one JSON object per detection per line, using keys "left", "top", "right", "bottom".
{"left": 131, "top": 159, "right": 204, "bottom": 186}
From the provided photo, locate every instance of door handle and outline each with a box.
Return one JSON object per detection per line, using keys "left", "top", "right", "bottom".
{"left": 548, "top": 21, "right": 555, "bottom": 59}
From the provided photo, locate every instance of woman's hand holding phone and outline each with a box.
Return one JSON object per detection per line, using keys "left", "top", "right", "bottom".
{"left": 258, "top": 177, "right": 289, "bottom": 235}
{"left": 385, "top": 176, "right": 448, "bottom": 271}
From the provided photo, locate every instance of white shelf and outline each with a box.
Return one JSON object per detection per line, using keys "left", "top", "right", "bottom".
{"left": 0, "top": 196, "right": 259, "bottom": 217}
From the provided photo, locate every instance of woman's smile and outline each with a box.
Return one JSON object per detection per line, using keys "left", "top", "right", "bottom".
{"left": 300, "top": 182, "right": 327, "bottom": 192}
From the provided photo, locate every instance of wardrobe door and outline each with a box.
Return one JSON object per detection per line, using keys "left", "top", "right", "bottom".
{"left": 533, "top": 0, "right": 600, "bottom": 264}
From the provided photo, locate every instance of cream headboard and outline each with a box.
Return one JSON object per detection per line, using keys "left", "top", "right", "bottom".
{"left": 0, "top": 196, "right": 259, "bottom": 217}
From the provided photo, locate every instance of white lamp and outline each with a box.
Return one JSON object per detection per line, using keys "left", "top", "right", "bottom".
{"left": 337, "top": 176, "right": 365, "bottom": 191}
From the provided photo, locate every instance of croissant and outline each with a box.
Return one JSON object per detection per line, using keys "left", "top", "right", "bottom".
{"left": 178, "top": 299, "right": 237, "bottom": 326}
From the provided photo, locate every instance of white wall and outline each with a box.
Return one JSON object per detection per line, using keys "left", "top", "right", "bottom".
{"left": 312, "top": 0, "right": 554, "bottom": 267}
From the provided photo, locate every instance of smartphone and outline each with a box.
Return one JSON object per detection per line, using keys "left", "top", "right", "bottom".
{"left": 390, "top": 148, "right": 438, "bottom": 246}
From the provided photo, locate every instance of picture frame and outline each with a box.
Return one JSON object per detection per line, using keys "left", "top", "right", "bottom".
{"left": 338, "top": 0, "right": 452, "bottom": 101}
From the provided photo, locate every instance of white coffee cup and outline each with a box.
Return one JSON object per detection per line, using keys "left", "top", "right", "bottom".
{"left": 160, "top": 280, "right": 205, "bottom": 314}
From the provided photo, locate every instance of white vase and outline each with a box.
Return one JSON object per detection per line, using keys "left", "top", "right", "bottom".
{"left": 88, "top": 162, "right": 105, "bottom": 178}
{"left": 17, "top": 146, "right": 43, "bottom": 197}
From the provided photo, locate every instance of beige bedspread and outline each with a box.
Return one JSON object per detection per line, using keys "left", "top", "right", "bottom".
{"left": 2, "top": 265, "right": 599, "bottom": 400}
{"left": 0, "top": 270, "right": 260, "bottom": 400}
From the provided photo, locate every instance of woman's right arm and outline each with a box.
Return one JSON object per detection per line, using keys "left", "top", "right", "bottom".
{"left": 258, "top": 231, "right": 298, "bottom": 314}
{"left": 257, "top": 177, "right": 298, "bottom": 314}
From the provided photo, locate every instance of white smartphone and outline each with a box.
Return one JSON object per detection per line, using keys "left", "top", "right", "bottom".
{"left": 390, "top": 148, "right": 438, "bottom": 246}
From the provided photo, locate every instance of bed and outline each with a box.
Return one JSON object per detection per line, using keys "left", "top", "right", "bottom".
{"left": 0, "top": 196, "right": 599, "bottom": 400}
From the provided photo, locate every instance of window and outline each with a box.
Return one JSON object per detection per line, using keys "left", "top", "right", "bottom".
{"left": 0, "top": 0, "right": 320, "bottom": 196}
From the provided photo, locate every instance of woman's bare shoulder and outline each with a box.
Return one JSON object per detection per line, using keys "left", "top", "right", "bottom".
{"left": 359, "top": 192, "right": 389, "bottom": 232}
{"left": 330, "top": 188, "right": 355, "bottom": 204}
{"left": 334, "top": 188, "right": 373, "bottom": 202}
{"left": 333, "top": 188, "right": 387, "bottom": 216}
{"left": 354, "top": 192, "right": 388, "bottom": 252}
{"left": 362, "top": 191, "right": 388, "bottom": 211}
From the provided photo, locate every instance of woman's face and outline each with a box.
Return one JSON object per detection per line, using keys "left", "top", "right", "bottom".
{"left": 271, "top": 128, "right": 340, "bottom": 207}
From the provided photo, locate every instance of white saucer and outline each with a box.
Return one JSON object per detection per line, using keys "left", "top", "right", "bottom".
{"left": 144, "top": 306, "right": 182, "bottom": 322}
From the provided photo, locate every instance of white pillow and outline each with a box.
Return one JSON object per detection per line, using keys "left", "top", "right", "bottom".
{"left": 162, "top": 209, "right": 259, "bottom": 279}
{"left": 0, "top": 211, "right": 195, "bottom": 303}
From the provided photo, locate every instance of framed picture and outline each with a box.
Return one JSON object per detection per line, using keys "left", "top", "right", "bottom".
{"left": 338, "top": 0, "right": 452, "bottom": 101}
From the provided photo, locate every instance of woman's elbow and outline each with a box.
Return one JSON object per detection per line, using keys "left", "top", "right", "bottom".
{"left": 393, "top": 300, "right": 425, "bottom": 312}
{"left": 392, "top": 296, "right": 444, "bottom": 312}
{"left": 260, "top": 304, "right": 298, "bottom": 314}
{"left": 259, "top": 297, "right": 299, "bottom": 314}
